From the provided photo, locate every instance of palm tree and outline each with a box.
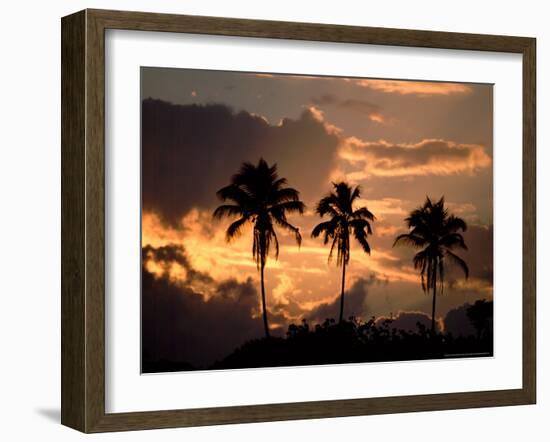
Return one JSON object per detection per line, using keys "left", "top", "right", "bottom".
{"left": 311, "top": 182, "right": 375, "bottom": 323}
{"left": 213, "top": 158, "right": 305, "bottom": 338}
{"left": 393, "top": 196, "right": 469, "bottom": 335}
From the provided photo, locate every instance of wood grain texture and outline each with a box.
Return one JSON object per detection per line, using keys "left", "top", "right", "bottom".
{"left": 522, "top": 38, "right": 536, "bottom": 403}
{"left": 84, "top": 10, "right": 107, "bottom": 433}
{"left": 61, "top": 10, "right": 86, "bottom": 432}
{"left": 89, "top": 8, "right": 532, "bottom": 52}
{"left": 60, "top": 8, "right": 537, "bottom": 433}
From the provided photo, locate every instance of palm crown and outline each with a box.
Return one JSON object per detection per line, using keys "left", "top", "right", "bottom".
{"left": 213, "top": 158, "right": 305, "bottom": 337}
{"left": 393, "top": 196, "right": 469, "bottom": 334}
{"left": 311, "top": 182, "right": 375, "bottom": 322}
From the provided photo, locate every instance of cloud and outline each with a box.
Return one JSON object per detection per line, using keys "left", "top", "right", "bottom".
{"left": 253, "top": 74, "right": 472, "bottom": 97}
{"left": 443, "top": 303, "right": 478, "bottom": 337}
{"left": 374, "top": 223, "right": 401, "bottom": 237}
{"left": 141, "top": 98, "right": 494, "bottom": 352}
{"left": 142, "top": 241, "right": 491, "bottom": 369}
{"left": 338, "top": 138, "right": 491, "bottom": 178}
{"left": 141, "top": 245, "right": 385, "bottom": 368}
{"left": 142, "top": 99, "right": 339, "bottom": 225}
{"left": 447, "top": 202, "right": 479, "bottom": 223}
{"left": 358, "top": 197, "right": 407, "bottom": 219}
{"left": 272, "top": 273, "right": 300, "bottom": 305}
{"left": 376, "top": 311, "right": 443, "bottom": 333}
{"left": 449, "top": 224, "right": 493, "bottom": 286}
{"left": 311, "top": 94, "right": 385, "bottom": 123}
{"left": 307, "top": 276, "right": 378, "bottom": 322}
{"left": 353, "top": 79, "right": 473, "bottom": 96}
{"left": 142, "top": 244, "right": 265, "bottom": 368}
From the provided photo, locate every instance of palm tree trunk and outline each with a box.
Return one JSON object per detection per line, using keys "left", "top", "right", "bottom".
{"left": 431, "top": 260, "right": 437, "bottom": 335}
{"left": 339, "top": 261, "right": 346, "bottom": 323}
{"left": 260, "top": 262, "right": 270, "bottom": 338}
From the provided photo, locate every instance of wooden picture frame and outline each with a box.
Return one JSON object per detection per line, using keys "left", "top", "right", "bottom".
{"left": 61, "top": 8, "right": 536, "bottom": 433}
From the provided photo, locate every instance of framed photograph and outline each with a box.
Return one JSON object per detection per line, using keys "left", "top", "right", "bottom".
{"left": 61, "top": 9, "right": 536, "bottom": 433}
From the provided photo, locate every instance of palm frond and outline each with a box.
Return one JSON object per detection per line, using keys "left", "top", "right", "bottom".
{"left": 215, "top": 184, "right": 252, "bottom": 206}
{"left": 271, "top": 187, "right": 299, "bottom": 204}
{"left": 316, "top": 194, "right": 340, "bottom": 217}
{"left": 445, "top": 250, "right": 469, "bottom": 279}
{"left": 412, "top": 249, "right": 428, "bottom": 270}
{"left": 413, "top": 250, "right": 429, "bottom": 292}
{"left": 231, "top": 161, "right": 257, "bottom": 186}
{"left": 213, "top": 204, "right": 245, "bottom": 220}
{"left": 271, "top": 177, "right": 288, "bottom": 190}
{"left": 440, "top": 232, "right": 468, "bottom": 250}
{"left": 272, "top": 216, "right": 302, "bottom": 247}
{"left": 446, "top": 215, "right": 468, "bottom": 233}
{"left": 393, "top": 233, "right": 426, "bottom": 248}
{"left": 267, "top": 226, "right": 280, "bottom": 260}
{"left": 350, "top": 217, "right": 373, "bottom": 235}
{"left": 333, "top": 182, "right": 354, "bottom": 214}
{"left": 350, "top": 185, "right": 361, "bottom": 203}
{"left": 270, "top": 200, "right": 305, "bottom": 215}
{"left": 352, "top": 206, "right": 375, "bottom": 221}
{"left": 225, "top": 216, "right": 248, "bottom": 241}
{"left": 311, "top": 220, "right": 337, "bottom": 240}
{"left": 328, "top": 236, "right": 338, "bottom": 263}
{"left": 353, "top": 228, "right": 371, "bottom": 255}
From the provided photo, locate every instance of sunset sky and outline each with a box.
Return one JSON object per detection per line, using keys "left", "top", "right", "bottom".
{"left": 141, "top": 67, "right": 494, "bottom": 368}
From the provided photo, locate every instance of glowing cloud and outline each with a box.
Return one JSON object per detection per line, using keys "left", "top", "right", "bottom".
{"left": 338, "top": 138, "right": 491, "bottom": 177}
{"left": 353, "top": 79, "right": 473, "bottom": 96}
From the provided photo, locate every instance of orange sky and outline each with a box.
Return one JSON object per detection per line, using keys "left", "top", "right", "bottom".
{"left": 141, "top": 68, "right": 493, "bottom": 334}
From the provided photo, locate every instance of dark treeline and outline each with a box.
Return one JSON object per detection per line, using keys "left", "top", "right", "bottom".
{"left": 143, "top": 298, "right": 493, "bottom": 373}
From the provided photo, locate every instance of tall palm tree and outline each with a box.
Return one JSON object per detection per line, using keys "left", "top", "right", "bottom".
{"left": 213, "top": 158, "right": 305, "bottom": 338}
{"left": 311, "top": 182, "right": 375, "bottom": 323}
{"left": 393, "top": 196, "right": 469, "bottom": 335}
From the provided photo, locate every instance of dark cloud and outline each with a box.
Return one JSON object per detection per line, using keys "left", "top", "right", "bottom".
{"left": 376, "top": 311, "right": 441, "bottom": 333}
{"left": 311, "top": 94, "right": 382, "bottom": 117}
{"left": 307, "top": 276, "right": 375, "bottom": 322}
{"left": 142, "top": 244, "right": 264, "bottom": 368}
{"left": 443, "top": 303, "right": 477, "bottom": 337}
{"left": 443, "top": 223, "right": 493, "bottom": 294}
{"left": 142, "top": 99, "right": 339, "bottom": 225}
{"left": 142, "top": 244, "right": 213, "bottom": 285}
{"left": 270, "top": 297, "right": 306, "bottom": 320}
{"left": 460, "top": 224, "right": 493, "bottom": 283}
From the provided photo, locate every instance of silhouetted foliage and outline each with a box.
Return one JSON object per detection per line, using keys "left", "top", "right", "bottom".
{"left": 394, "top": 197, "right": 469, "bottom": 335}
{"left": 209, "top": 307, "right": 493, "bottom": 370}
{"left": 467, "top": 299, "right": 494, "bottom": 340}
{"left": 311, "top": 182, "right": 375, "bottom": 323}
{"left": 213, "top": 159, "right": 305, "bottom": 338}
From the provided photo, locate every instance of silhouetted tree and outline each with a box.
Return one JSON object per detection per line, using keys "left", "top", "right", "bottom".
{"left": 211, "top": 299, "right": 495, "bottom": 370}
{"left": 213, "top": 158, "right": 305, "bottom": 338}
{"left": 311, "top": 182, "right": 375, "bottom": 323}
{"left": 394, "top": 197, "right": 469, "bottom": 335}
{"left": 467, "top": 299, "right": 493, "bottom": 340}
